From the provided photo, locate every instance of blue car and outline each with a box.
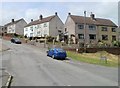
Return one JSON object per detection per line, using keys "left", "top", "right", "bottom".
{"left": 47, "top": 48, "right": 67, "bottom": 59}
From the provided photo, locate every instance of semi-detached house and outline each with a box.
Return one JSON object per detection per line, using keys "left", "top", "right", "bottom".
{"left": 4, "top": 18, "right": 27, "bottom": 35}
{"left": 24, "top": 12, "right": 64, "bottom": 38}
{"left": 64, "top": 13, "right": 118, "bottom": 45}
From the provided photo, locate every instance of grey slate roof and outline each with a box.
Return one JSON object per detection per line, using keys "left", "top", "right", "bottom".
{"left": 25, "top": 15, "right": 56, "bottom": 27}
{"left": 70, "top": 15, "right": 117, "bottom": 27}
{"left": 4, "top": 18, "right": 24, "bottom": 27}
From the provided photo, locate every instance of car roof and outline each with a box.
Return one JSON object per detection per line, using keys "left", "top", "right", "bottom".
{"left": 52, "top": 48, "right": 64, "bottom": 50}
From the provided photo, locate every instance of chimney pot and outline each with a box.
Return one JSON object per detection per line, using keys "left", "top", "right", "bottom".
{"left": 12, "top": 19, "right": 14, "bottom": 23}
{"left": 68, "top": 12, "right": 71, "bottom": 15}
{"left": 31, "top": 19, "right": 33, "bottom": 22}
{"left": 39, "top": 15, "right": 43, "bottom": 20}
{"left": 55, "top": 12, "right": 57, "bottom": 15}
{"left": 90, "top": 12, "right": 95, "bottom": 20}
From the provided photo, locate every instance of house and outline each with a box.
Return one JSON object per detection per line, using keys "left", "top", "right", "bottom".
{"left": 64, "top": 13, "right": 118, "bottom": 45}
{"left": 117, "top": 27, "right": 120, "bottom": 42}
{"left": 0, "top": 26, "right": 3, "bottom": 34}
{"left": 4, "top": 18, "right": 27, "bottom": 35}
{"left": 24, "top": 12, "right": 64, "bottom": 39}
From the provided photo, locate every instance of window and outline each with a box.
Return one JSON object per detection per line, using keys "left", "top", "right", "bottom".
{"left": 44, "top": 23, "right": 47, "bottom": 27}
{"left": 37, "top": 31, "right": 40, "bottom": 35}
{"left": 102, "top": 35, "right": 108, "bottom": 40}
{"left": 89, "top": 25, "right": 96, "bottom": 30}
{"left": 78, "top": 25, "right": 84, "bottom": 29}
{"left": 65, "top": 28, "right": 67, "bottom": 32}
{"left": 101, "top": 27, "right": 107, "bottom": 31}
{"left": 112, "top": 28, "right": 116, "bottom": 32}
{"left": 5, "top": 27, "right": 7, "bottom": 30}
{"left": 112, "top": 35, "right": 116, "bottom": 41}
{"left": 30, "top": 26, "right": 33, "bottom": 31}
{"left": 78, "top": 34, "right": 84, "bottom": 39}
{"left": 25, "top": 28, "right": 28, "bottom": 31}
{"left": 30, "top": 33, "right": 33, "bottom": 37}
{"left": 89, "top": 34, "right": 96, "bottom": 39}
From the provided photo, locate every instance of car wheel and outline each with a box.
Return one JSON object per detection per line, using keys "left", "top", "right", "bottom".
{"left": 52, "top": 55, "right": 55, "bottom": 59}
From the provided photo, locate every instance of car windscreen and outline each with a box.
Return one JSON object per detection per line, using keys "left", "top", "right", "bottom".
{"left": 56, "top": 49, "right": 65, "bottom": 52}
{"left": 15, "top": 38, "right": 20, "bottom": 41}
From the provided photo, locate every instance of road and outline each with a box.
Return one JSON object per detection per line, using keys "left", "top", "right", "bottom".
{"left": 1, "top": 39, "right": 118, "bottom": 86}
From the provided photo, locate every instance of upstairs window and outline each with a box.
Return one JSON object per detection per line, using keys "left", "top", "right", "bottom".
{"left": 65, "top": 28, "right": 67, "bottom": 32}
{"left": 89, "top": 25, "right": 96, "bottom": 30}
{"left": 78, "top": 25, "right": 84, "bottom": 29}
{"left": 5, "top": 27, "right": 7, "bottom": 30}
{"left": 89, "top": 34, "right": 96, "bottom": 39}
{"left": 112, "top": 28, "right": 116, "bottom": 32}
{"left": 30, "top": 26, "right": 33, "bottom": 31}
{"left": 101, "top": 27, "right": 107, "bottom": 31}
{"left": 25, "top": 28, "right": 28, "bottom": 31}
{"left": 102, "top": 35, "right": 108, "bottom": 40}
{"left": 78, "top": 34, "right": 84, "bottom": 39}
{"left": 44, "top": 23, "right": 47, "bottom": 27}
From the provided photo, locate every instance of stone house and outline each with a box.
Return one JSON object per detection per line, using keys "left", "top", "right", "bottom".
{"left": 64, "top": 13, "right": 118, "bottom": 46}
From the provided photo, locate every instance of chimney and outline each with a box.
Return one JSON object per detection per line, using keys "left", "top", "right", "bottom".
{"left": 68, "top": 12, "right": 71, "bottom": 15}
{"left": 12, "top": 19, "right": 14, "bottom": 23}
{"left": 39, "top": 15, "right": 43, "bottom": 20}
{"left": 31, "top": 19, "right": 33, "bottom": 22}
{"left": 90, "top": 12, "right": 95, "bottom": 20}
{"left": 55, "top": 12, "right": 57, "bottom": 15}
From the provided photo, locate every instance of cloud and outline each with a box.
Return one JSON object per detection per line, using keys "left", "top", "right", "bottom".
{"left": 1, "top": 2, "right": 118, "bottom": 26}
{"left": 1, "top": 0, "right": 120, "bottom": 2}
{"left": 24, "top": 8, "right": 54, "bottom": 23}
{"left": 65, "top": 2, "right": 118, "bottom": 25}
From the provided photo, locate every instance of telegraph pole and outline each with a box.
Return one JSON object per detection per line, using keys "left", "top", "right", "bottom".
{"left": 84, "top": 11, "right": 87, "bottom": 47}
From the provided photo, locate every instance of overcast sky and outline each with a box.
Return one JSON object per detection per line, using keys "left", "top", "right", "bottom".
{"left": 0, "top": 1, "right": 119, "bottom": 26}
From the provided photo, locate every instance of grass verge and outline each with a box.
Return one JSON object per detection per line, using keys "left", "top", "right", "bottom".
{"left": 67, "top": 51, "right": 118, "bottom": 67}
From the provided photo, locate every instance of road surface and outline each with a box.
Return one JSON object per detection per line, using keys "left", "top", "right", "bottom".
{"left": 1, "top": 39, "right": 118, "bottom": 86}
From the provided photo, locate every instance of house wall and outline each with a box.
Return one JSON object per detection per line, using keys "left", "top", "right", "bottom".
{"left": 98, "top": 26, "right": 118, "bottom": 45}
{"left": 37, "top": 22, "right": 49, "bottom": 37}
{"left": 0, "top": 26, "right": 3, "bottom": 33}
{"left": 75, "top": 24, "right": 98, "bottom": 44}
{"left": 49, "top": 15, "right": 64, "bottom": 37}
{"left": 24, "top": 26, "right": 33, "bottom": 37}
{"left": 15, "top": 19, "right": 27, "bottom": 35}
{"left": 24, "top": 22, "right": 50, "bottom": 38}
{"left": 64, "top": 16, "right": 75, "bottom": 43}
{"left": 7, "top": 24, "right": 15, "bottom": 34}
{"left": 117, "top": 27, "right": 120, "bottom": 42}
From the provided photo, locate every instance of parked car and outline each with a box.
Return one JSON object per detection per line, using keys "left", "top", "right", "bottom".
{"left": 11, "top": 38, "right": 21, "bottom": 44}
{"left": 47, "top": 48, "right": 67, "bottom": 59}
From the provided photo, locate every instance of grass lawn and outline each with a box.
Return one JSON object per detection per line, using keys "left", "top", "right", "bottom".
{"left": 67, "top": 51, "right": 118, "bottom": 67}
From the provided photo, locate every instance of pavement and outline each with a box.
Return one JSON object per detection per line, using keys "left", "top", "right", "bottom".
{"left": 0, "top": 39, "right": 12, "bottom": 88}
{"left": 1, "top": 39, "right": 118, "bottom": 86}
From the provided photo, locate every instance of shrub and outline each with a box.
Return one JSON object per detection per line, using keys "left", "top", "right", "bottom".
{"left": 46, "top": 36, "right": 55, "bottom": 42}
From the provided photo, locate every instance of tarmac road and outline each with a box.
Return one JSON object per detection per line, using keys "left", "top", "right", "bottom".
{"left": 1, "top": 39, "right": 118, "bottom": 86}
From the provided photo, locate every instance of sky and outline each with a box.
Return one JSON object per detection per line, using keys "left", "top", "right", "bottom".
{"left": 0, "top": 1, "right": 119, "bottom": 26}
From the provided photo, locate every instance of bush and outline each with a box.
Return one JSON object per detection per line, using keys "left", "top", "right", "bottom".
{"left": 46, "top": 36, "right": 55, "bottom": 42}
